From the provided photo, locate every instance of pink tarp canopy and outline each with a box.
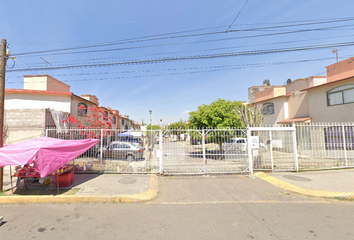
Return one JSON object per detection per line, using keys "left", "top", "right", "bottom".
{"left": 0, "top": 137, "right": 100, "bottom": 178}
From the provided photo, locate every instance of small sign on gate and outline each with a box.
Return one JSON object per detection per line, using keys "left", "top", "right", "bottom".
{"left": 250, "top": 136, "right": 259, "bottom": 148}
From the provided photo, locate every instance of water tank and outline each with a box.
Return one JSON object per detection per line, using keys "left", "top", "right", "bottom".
{"left": 263, "top": 79, "right": 270, "bottom": 86}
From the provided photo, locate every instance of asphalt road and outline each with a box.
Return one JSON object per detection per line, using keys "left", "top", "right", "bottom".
{"left": 1, "top": 175, "right": 354, "bottom": 240}
{"left": 1, "top": 199, "right": 353, "bottom": 239}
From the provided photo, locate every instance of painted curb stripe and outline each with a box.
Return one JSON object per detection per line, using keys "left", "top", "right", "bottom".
{"left": 0, "top": 174, "right": 158, "bottom": 204}
{"left": 254, "top": 172, "right": 354, "bottom": 198}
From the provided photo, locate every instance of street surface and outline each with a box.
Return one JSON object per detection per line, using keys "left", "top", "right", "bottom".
{"left": 1, "top": 175, "right": 354, "bottom": 239}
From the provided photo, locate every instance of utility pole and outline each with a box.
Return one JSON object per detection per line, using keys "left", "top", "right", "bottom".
{"left": 0, "top": 39, "right": 7, "bottom": 192}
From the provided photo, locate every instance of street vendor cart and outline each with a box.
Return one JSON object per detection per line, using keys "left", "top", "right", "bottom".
{"left": 0, "top": 137, "right": 99, "bottom": 194}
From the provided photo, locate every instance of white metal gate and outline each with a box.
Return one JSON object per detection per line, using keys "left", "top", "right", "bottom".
{"left": 159, "top": 129, "right": 250, "bottom": 175}
{"left": 248, "top": 126, "right": 298, "bottom": 172}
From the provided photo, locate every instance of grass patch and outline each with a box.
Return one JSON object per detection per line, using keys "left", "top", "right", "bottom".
{"left": 0, "top": 187, "right": 81, "bottom": 196}
{"left": 330, "top": 196, "right": 354, "bottom": 202}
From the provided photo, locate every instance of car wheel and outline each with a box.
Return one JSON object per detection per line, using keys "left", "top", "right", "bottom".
{"left": 127, "top": 155, "right": 133, "bottom": 161}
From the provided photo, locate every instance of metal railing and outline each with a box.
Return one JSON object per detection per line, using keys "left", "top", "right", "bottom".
{"left": 296, "top": 122, "right": 354, "bottom": 170}
{"left": 41, "top": 123, "right": 354, "bottom": 174}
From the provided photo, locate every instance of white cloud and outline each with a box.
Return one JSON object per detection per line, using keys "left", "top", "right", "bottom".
{"left": 182, "top": 110, "right": 190, "bottom": 115}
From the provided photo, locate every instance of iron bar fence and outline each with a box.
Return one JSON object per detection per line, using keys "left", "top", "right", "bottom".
{"left": 27, "top": 122, "right": 354, "bottom": 175}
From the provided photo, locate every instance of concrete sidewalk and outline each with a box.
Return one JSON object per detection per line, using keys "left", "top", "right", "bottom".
{"left": 255, "top": 169, "right": 354, "bottom": 198}
{"left": 2, "top": 167, "right": 354, "bottom": 204}
{"left": 0, "top": 173, "right": 158, "bottom": 204}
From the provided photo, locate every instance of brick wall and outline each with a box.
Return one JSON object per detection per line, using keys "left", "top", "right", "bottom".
{"left": 4, "top": 108, "right": 54, "bottom": 144}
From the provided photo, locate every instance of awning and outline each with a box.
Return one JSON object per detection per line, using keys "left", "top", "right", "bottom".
{"left": 277, "top": 117, "right": 312, "bottom": 124}
{"left": 0, "top": 137, "right": 99, "bottom": 178}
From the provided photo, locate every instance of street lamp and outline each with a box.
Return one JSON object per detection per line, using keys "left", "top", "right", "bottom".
{"left": 149, "top": 110, "right": 152, "bottom": 131}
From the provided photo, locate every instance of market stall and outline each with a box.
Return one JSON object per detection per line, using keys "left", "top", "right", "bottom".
{"left": 0, "top": 137, "right": 100, "bottom": 193}
{"left": 12, "top": 164, "right": 74, "bottom": 191}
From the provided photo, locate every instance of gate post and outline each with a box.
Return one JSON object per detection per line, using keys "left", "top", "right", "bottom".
{"left": 159, "top": 129, "right": 163, "bottom": 174}
{"left": 342, "top": 124, "right": 348, "bottom": 168}
{"left": 292, "top": 123, "right": 299, "bottom": 172}
{"left": 247, "top": 127, "right": 253, "bottom": 174}
{"left": 100, "top": 128, "right": 103, "bottom": 173}
{"left": 202, "top": 129, "right": 206, "bottom": 174}
{"left": 269, "top": 131, "right": 274, "bottom": 172}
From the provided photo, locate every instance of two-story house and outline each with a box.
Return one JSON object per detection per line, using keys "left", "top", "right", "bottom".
{"left": 4, "top": 75, "right": 123, "bottom": 144}
{"left": 249, "top": 76, "right": 326, "bottom": 125}
{"left": 249, "top": 56, "right": 354, "bottom": 125}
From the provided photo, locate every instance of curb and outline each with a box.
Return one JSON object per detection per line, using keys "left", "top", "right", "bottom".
{"left": 254, "top": 172, "right": 354, "bottom": 198}
{"left": 0, "top": 174, "right": 159, "bottom": 204}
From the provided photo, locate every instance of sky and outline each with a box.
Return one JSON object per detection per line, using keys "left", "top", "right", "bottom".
{"left": 1, "top": 0, "right": 354, "bottom": 125}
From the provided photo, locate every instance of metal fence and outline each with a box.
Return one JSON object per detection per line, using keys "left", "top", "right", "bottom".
{"left": 296, "top": 123, "right": 354, "bottom": 170}
{"left": 44, "top": 123, "right": 354, "bottom": 175}
{"left": 46, "top": 128, "right": 157, "bottom": 174}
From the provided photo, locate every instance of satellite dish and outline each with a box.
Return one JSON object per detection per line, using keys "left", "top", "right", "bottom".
{"left": 286, "top": 79, "right": 292, "bottom": 85}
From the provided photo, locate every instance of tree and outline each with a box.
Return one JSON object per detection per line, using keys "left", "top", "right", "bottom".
{"left": 167, "top": 122, "right": 189, "bottom": 131}
{"left": 188, "top": 98, "right": 245, "bottom": 152}
{"left": 189, "top": 98, "right": 245, "bottom": 129}
{"left": 146, "top": 124, "right": 161, "bottom": 131}
{"left": 235, "top": 104, "right": 265, "bottom": 127}
{"left": 167, "top": 122, "right": 189, "bottom": 140}
{"left": 62, "top": 106, "right": 113, "bottom": 139}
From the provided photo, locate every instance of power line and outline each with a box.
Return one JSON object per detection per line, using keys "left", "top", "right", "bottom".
{"left": 7, "top": 41, "right": 354, "bottom": 73}
{"left": 14, "top": 23, "right": 354, "bottom": 59}
{"left": 15, "top": 33, "right": 354, "bottom": 68}
{"left": 226, "top": 0, "right": 250, "bottom": 32}
{"left": 13, "top": 17, "right": 354, "bottom": 57}
{"left": 11, "top": 15, "right": 354, "bottom": 46}
{"left": 5, "top": 56, "right": 341, "bottom": 84}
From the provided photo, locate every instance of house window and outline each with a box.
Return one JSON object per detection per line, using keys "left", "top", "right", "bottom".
{"left": 121, "top": 119, "right": 124, "bottom": 125}
{"left": 104, "top": 111, "right": 108, "bottom": 116}
{"left": 262, "top": 103, "right": 274, "bottom": 115}
{"left": 112, "top": 116, "right": 117, "bottom": 124}
{"left": 78, "top": 103, "right": 87, "bottom": 116}
{"left": 327, "top": 84, "right": 354, "bottom": 106}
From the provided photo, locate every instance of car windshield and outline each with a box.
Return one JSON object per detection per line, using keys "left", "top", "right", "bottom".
{"left": 131, "top": 142, "right": 140, "bottom": 148}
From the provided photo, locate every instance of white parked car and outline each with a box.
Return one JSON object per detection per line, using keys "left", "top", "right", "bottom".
{"left": 223, "top": 138, "right": 267, "bottom": 153}
{"left": 96, "top": 141, "right": 143, "bottom": 160}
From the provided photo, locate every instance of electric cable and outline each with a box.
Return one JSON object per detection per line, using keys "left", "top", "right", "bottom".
{"left": 226, "top": 0, "right": 250, "bottom": 32}
{"left": 7, "top": 41, "right": 354, "bottom": 72}
{"left": 14, "top": 33, "right": 354, "bottom": 68}
{"left": 13, "top": 18, "right": 354, "bottom": 57}
{"left": 5, "top": 56, "right": 340, "bottom": 84}
{"left": 14, "top": 23, "right": 354, "bottom": 58}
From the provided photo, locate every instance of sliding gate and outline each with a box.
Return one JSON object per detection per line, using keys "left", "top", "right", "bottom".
{"left": 159, "top": 129, "right": 250, "bottom": 175}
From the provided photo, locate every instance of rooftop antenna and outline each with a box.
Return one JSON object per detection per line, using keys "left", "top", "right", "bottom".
{"left": 40, "top": 57, "right": 52, "bottom": 75}
{"left": 331, "top": 49, "right": 338, "bottom": 63}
